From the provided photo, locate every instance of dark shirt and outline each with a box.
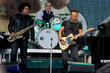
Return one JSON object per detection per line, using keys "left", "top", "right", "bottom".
{"left": 62, "top": 20, "right": 82, "bottom": 37}
{"left": 8, "top": 13, "right": 35, "bottom": 41}
{"left": 42, "top": 10, "right": 54, "bottom": 22}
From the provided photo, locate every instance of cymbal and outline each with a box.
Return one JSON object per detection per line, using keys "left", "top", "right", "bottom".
{"left": 59, "top": 13, "right": 70, "bottom": 16}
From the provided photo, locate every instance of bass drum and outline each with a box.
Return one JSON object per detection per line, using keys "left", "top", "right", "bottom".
{"left": 28, "top": 25, "right": 46, "bottom": 48}
{"left": 37, "top": 28, "right": 59, "bottom": 49}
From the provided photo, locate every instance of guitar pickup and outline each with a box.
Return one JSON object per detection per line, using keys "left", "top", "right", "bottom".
{"left": 66, "top": 37, "right": 74, "bottom": 44}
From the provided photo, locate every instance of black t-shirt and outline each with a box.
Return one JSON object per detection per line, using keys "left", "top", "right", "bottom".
{"left": 62, "top": 20, "right": 82, "bottom": 37}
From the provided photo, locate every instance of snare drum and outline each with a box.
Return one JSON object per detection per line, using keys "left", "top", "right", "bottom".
{"left": 49, "top": 17, "right": 63, "bottom": 31}
{"left": 37, "top": 28, "right": 59, "bottom": 49}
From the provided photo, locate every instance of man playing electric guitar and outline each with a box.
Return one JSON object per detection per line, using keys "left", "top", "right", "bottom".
{"left": 58, "top": 10, "right": 82, "bottom": 73}
{"left": 8, "top": 2, "right": 34, "bottom": 73}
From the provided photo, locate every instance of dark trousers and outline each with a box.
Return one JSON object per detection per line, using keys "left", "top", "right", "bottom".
{"left": 62, "top": 44, "right": 79, "bottom": 72}
{"left": 11, "top": 39, "right": 28, "bottom": 63}
{"left": 11, "top": 39, "right": 28, "bottom": 73}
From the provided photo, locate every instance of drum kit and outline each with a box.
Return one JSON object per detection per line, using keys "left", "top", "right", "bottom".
{"left": 28, "top": 14, "right": 70, "bottom": 49}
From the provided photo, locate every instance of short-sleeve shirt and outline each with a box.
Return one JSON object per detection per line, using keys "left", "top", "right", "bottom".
{"left": 62, "top": 20, "right": 82, "bottom": 37}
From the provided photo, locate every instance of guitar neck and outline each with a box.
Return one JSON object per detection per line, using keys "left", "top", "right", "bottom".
{"left": 71, "top": 28, "right": 94, "bottom": 40}
{"left": 77, "top": 30, "right": 88, "bottom": 37}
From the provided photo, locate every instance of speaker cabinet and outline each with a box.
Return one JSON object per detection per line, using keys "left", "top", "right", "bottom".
{"left": 68, "top": 62, "right": 95, "bottom": 73}
{"left": 96, "top": 63, "right": 110, "bottom": 73}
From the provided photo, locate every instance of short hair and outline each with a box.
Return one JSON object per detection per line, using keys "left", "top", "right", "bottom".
{"left": 45, "top": 2, "right": 51, "bottom": 7}
{"left": 70, "top": 10, "right": 78, "bottom": 14}
{"left": 18, "top": 2, "right": 31, "bottom": 12}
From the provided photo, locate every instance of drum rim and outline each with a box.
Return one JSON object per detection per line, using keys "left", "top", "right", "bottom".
{"left": 36, "top": 28, "right": 59, "bottom": 49}
{"left": 49, "top": 17, "right": 63, "bottom": 31}
{"left": 49, "top": 16, "right": 63, "bottom": 23}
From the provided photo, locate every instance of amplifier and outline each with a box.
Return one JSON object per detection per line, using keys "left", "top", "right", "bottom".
{"left": 96, "top": 63, "right": 110, "bottom": 73}
{"left": 68, "top": 61, "right": 95, "bottom": 73}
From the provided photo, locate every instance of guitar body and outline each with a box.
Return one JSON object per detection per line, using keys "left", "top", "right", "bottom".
{"left": 59, "top": 34, "right": 75, "bottom": 50}
{"left": 59, "top": 37, "right": 69, "bottom": 50}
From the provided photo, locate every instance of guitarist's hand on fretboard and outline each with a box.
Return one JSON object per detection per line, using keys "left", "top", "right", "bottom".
{"left": 11, "top": 32, "right": 16, "bottom": 39}
{"left": 74, "top": 35, "right": 78, "bottom": 40}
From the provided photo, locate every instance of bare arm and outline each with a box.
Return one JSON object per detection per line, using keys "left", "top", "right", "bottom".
{"left": 74, "top": 29, "right": 82, "bottom": 40}
{"left": 58, "top": 26, "right": 64, "bottom": 40}
{"left": 79, "top": 29, "right": 82, "bottom": 33}
{"left": 79, "top": 29, "right": 82, "bottom": 37}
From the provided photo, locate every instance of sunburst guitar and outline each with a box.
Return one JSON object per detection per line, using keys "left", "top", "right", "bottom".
{"left": 59, "top": 28, "right": 94, "bottom": 50}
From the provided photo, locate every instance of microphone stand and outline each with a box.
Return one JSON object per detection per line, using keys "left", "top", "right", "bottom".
{"left": 49, "top": 21, "right": 53, "bottom": 73}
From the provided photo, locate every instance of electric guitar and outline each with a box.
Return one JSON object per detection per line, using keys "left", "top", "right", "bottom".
{"left": 59, "top": 28, "right": 94, "bottom": 50}
{"left": 7, "top": 24, "right": 37, "bottom": 42}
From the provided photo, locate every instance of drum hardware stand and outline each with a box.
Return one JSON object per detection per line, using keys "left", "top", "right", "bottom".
{"left": 37, "top": 20, "right": 58, "bottom": 73}
{"left": 46, "top": 22, "right": 50, "bottom": 28}
{"left": 50, "top": 22, "right": 54, "bottom": 73}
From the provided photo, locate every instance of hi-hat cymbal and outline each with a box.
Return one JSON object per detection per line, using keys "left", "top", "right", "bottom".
{"left": 59, "top": 13, "right": 70, "bottom": 16}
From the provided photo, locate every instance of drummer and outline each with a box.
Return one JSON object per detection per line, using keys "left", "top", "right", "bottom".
{"left": 37, "top": 2, "right": 56, "bottom": 27}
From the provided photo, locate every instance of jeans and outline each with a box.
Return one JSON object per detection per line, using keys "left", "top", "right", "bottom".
{"left": 62, "top": 44, "right": 79, "bottom": 71}
{"left": 11, "top": 39, "right": 28, "bottom": 63}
